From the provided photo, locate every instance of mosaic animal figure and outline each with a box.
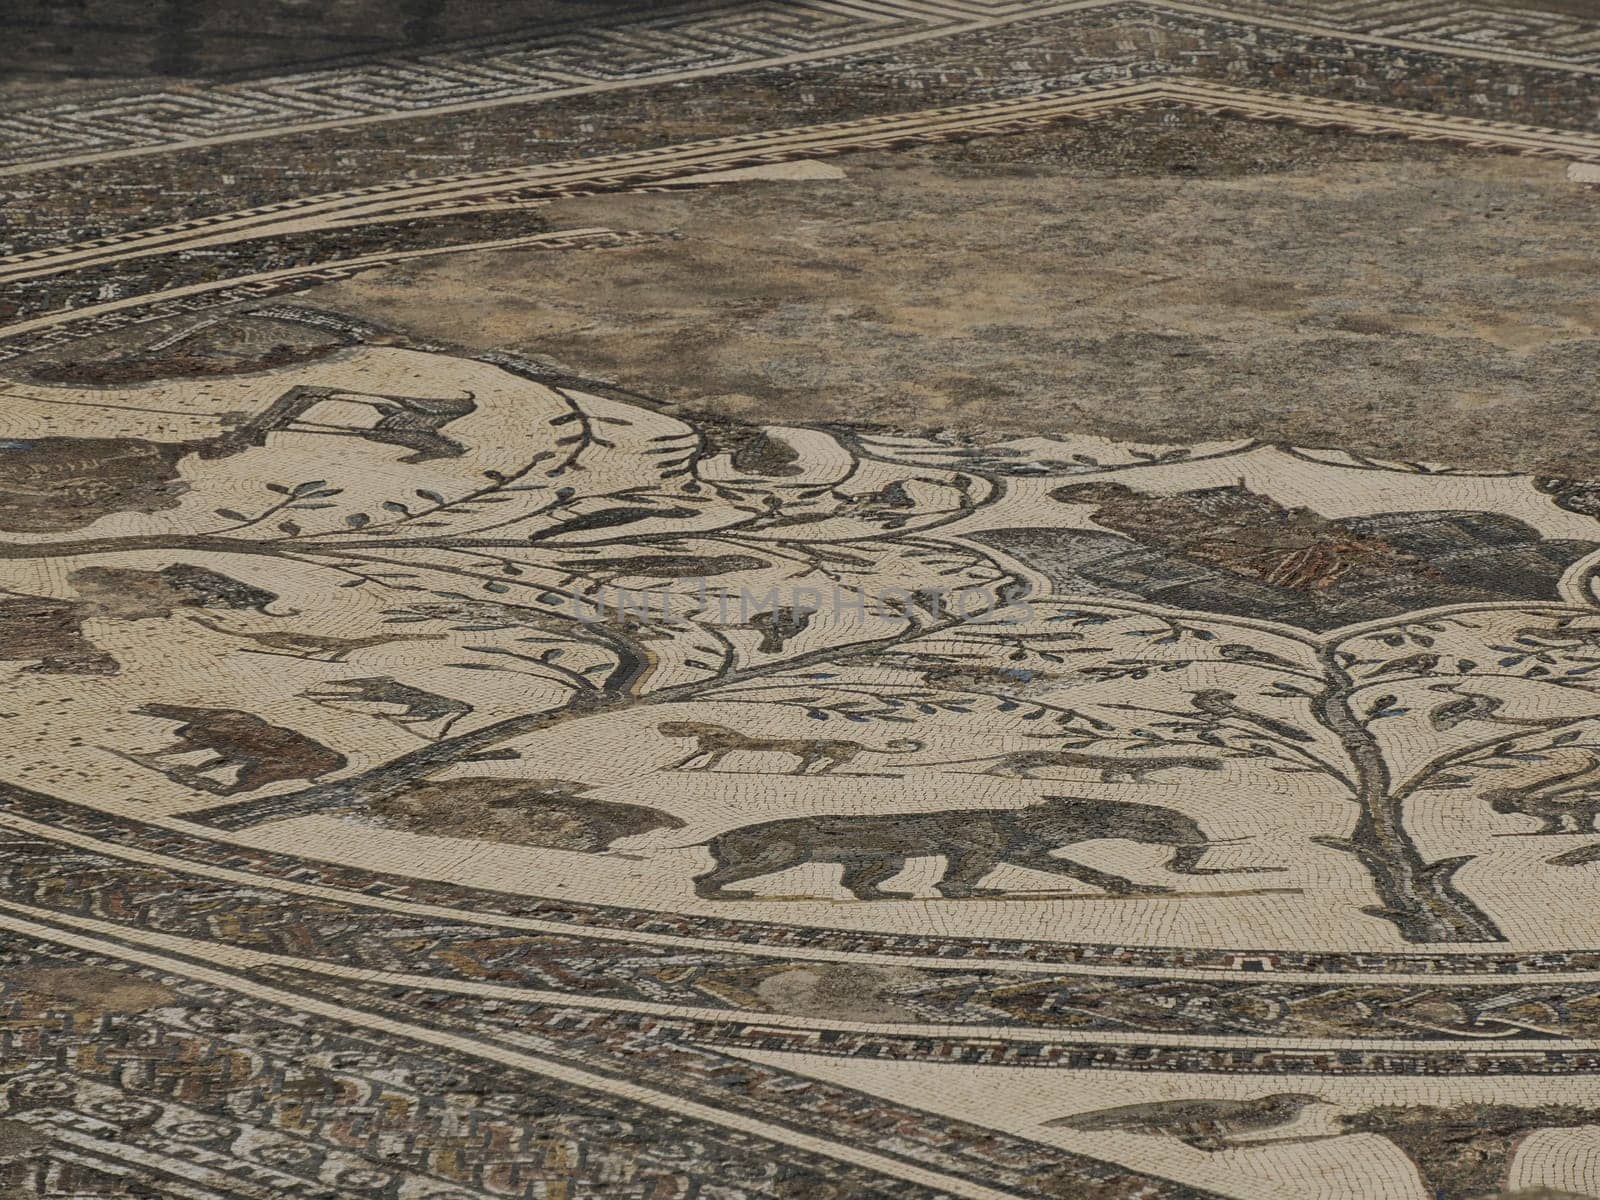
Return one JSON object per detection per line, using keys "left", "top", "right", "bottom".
{"left": 371, "top": 777, "right": 684, "bottom": 852}
{"left": 185, "top": 613, "right": 443, "bottom": 661}
{"left": 202, "top": 384, "right": 477, "bottom": 463}
{"left": 745, "top": 606, "right": 816, "bottom": 653}
{"left": 1481, "top": 750, "right": 1600, "bottom": 834}
{"left": 0, "top": 594, "right": 118, "bottom": 676}
{"left": 0, "top": 436, "right": 189, "bottom": 532}
{"left": 123, "top": 703, "right": 346, "bottom": 795}
{"left": 922, "top": 748, "right": 1223, "bottom": 782}
{"left": 299, "top": 676, "right": 473, "bottom": 738}
{"left": 690, "top": 795, "right": 1277, "bottom": 900}
{"left": 658, "top": 720, "right": 923, "bottom": 776}
{"left": 69, "top": 562, "right": 288, "bottom": 619}
{"left": 1338, "top": 1102, "right": 1600, "bottom": 1200}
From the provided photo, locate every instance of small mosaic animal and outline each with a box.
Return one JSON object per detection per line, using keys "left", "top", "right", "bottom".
{"left": 300, "top": 676, "right": 473, "bottom": 737}
{"left": 658, "top": 720, "right": 922, "bottom": 776}
{"left": 923, "top": 749, "right": 1223, "bottom": 782}
{"left": 186, "top": 614, "right": 443, "bottom": 661}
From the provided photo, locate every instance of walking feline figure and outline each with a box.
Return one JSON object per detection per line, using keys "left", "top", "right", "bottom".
{"left": 923, "top": 748, "right": 1223, "bottom": 782}
{"left": 185, "top": 613, "right": 443, "bottom": 661}
{"left": 300, "top": 676, "right": 473, "bottom": 738}
{"left": 689, "top": 795, "right": 1279, "bottom": 900}
{"left": 658, "top": 720, "right": 923, "bottom": 776}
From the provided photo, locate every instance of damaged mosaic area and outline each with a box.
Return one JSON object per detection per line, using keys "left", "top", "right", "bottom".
{"left": 2, "top": 2, "right": 1600, "bottom": 1198}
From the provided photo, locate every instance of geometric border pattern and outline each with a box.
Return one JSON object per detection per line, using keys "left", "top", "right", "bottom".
{"left": 4, "top": 75, "right": 1599, "bottom": 341}
{"left": 3, "top": 0, "right": 1598, "bottom": 176}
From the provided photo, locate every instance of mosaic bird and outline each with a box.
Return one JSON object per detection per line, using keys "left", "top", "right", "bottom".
{"left": 557, "top": 553, "right": 766, "bottom": 579}
{"left": 1365, "top": 652, "right": 1440, "bottom": 678}
{"left": 1217, "top": 643, "right": 1304, "bottom": 670}
{"left": 1045, "top": 1093, "right": 1326, "bottom": 1152}
{"left": 1425, "top": 688, "right": 1554, "bottom": 733}
{"left": 528, "top": 504, "right": 699, "bottom": 542}
{"left": 1188, "top": 689, "right": 1315, "bottom": 743}
{"left": 1513, "top": 622, "right": 1600, "bottom": 648}
{"left": 1338, "top": 1102, "right": 1600, "bottom": 1200}
{"left": 748, "top": 606, "right": 815, "bottom": 653}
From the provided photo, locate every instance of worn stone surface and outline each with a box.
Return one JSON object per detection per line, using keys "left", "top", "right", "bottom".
{"left": 307, "top": 112, "right": 1600, "bottom": 473}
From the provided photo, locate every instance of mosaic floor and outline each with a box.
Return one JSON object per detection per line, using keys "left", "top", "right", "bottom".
{"left": 2, "top": 3, "right": 1600, "bottom": 1197}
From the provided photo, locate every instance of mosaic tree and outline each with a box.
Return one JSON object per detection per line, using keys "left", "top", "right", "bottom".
{"left": 3, "top": 344, "right": 1598, "bottom": 945}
